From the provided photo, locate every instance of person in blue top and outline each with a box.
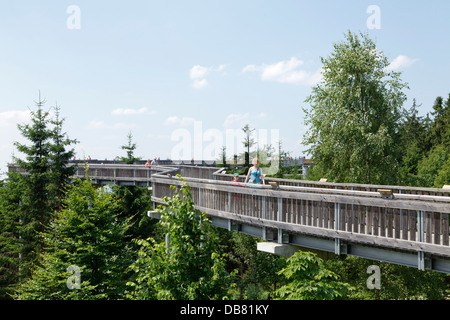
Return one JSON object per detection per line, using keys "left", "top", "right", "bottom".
{"left": 245, "top": 158, "right": 265, "bottom": 185}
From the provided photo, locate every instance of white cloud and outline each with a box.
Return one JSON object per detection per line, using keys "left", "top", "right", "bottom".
{"left": 189, "top": 64, "right": 227, "bottom": 89}
{"left": 191, "top": 78, "right": 208, "bottom": 89}
{"left": 386, "top": 55, "right": 418, "bottom": 71}
{"left": 242, "top": 57, "right": 322, "bottom": 86}
{"left": 88, "top": 120, "right": 136, "bottom": 129}
{"left": 164, "top": 116, "right": 197, "bottom": 127}
{"left": 112, "top": 107, "right": 154, "bottom": 116}
{"left": 147, "top": 133, "right": 171, "bottom": 140}
{"left": 0, "top": 110, "right": 33, "bottom": 176}
{"left": 88, "top": 120, "right": 106, "bottom": 128}
{"left": 223, "top": 112, "right": 267, "bottom": 128}
{"left": 190, "top": 65, "right": 210, "bottom": 79}
{"left": 113, "top": 122, "right": 137, "bottom": 129}
{"left": 0, "top": 110, "right": 31, "bottom": 126}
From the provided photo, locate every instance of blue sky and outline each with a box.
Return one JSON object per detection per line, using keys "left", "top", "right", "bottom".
{"left": 1, "top": 1, "right": 449, "bottom": 175}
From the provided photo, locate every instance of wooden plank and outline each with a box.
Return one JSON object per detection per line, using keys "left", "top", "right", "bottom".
{"left": 307, "top": 200, "right": 312, "bottom": 226}
{"left": 380, "top": 207, "right": 386, "bottom": 237}
{"left": 425, "top": 212, "right": 432, "bottom": 244}
{"left": 292, "top": 198, "right": 296, "bottom": 224}
{"left": 351, "top": 203, "right": 357, "bottom": 233}
{"left": 322, "top": 202, "right": 329, "bottom": 229}
{"left": 409, "top": 210, "right": 416, "bottom": 242}
{"left": 387, "top": 208, "right": 393, "bottom": 238}
{"left": 434, "top": 212, "right": 441, "bottom": 245}
{"left": 312, "top": 200, "right": 317, "bottom": 227}
{"left": 317, "top": 201, "right": 323, "bottom": 228}
{"left": 373, "top": 206, "right": 379, "bottom": 236}
{"left": 367, "top": 206, "right": 373, "bottom": 235}
{"left": 401, "top": 208, "right": 408, "bottom": 240}
{"left": 394, "top": 208, "right": 401, "bottom": 239}
{"left": 360, "top": 206, "right": 366, "bottom": 235}
{"left": 443, "top": 214, "right": 449, "bottom": 246}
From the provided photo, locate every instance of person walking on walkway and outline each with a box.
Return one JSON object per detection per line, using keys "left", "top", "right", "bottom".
{"left": 245, "top": 158, "right": 265, "bottom": 185}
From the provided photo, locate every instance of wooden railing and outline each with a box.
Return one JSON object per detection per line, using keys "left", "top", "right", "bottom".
{"left": 151, "top": 167, "right": 450, "bottom": 265}
{"left": 212, "top": 171, "right": 450, "bottom": 197}
{"left": 8, "top": 163, "right": 173, "bottom": 186}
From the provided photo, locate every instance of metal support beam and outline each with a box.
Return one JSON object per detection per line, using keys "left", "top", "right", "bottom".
{"left": 334, "top": 202, "right": 341, "bottom": 255}
{"left": 262, "top": 196, "right": 266, "bottom": 240}
{"left": 417, "top": 210, "right": 427, "bottom": 270}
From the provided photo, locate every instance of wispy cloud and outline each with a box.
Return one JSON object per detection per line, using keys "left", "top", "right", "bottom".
{"left": 223, "top": 112, "right": 267, "bottom": 128}
{"left": 88, "top": 120, "right": 136, "bottom": 129}
{"left": 0, "top": 110, "right": 31, "bottom": 126}
{"left": 386, "top": 54, "right": 418, "bottom": 71}
{"left": 164, "top": 116, "right": 197, "bottom": 126}
{"left": 191, "top": 78, "right": 208, "bottom": 89}
{"left": 243, "top": 57, "right": 321, "bottom": 86}
{"left": 111, "top": 107, "right": 155, "bottom": 116}
{"left": 189, "top": 65, "right": 210, "bottom": 80}
{"left": 189, "top": 64, "right": 226, "bottom": 89}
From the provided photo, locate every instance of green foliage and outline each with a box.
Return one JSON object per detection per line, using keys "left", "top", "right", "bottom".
{"left": 397, "top": 99, "right": 430, "bottom": 186}
{"left": 223, "top": 233, "right": 286, "bottom": 299}
{"left": 275, "top": 251, "right": 353, "bottom": 300}
{"left": 112, "top": 185, "right": 156, "bottom": 241}
{"left": 303, "top": 31, "right": 408, "bottom": 185}
{"left": 326, "top": 256, "right": 447, "bottom": 300}
{"left": 127, "top": 178, "right": 236, "bottom": 300}
{"left": 416, "top": 145, "right": 449, "bottom": 187}
{"left": 433, "top": 158, "right": 450, "bottom": 188}
{"left": 14, "top": 178, "right": 132, "bottom": 300}
{"left": 396, "top": 94, "right": 450, "bottom": 187}
{"left": 0, "top": 174, "right": 24, "bottom": 299}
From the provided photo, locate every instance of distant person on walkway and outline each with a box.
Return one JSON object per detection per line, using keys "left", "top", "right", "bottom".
{"left": 245, "top": 158, "right": 265, "bottom": 185}
{"left": 145, "top": 159, "right": 151, "bottom": 167}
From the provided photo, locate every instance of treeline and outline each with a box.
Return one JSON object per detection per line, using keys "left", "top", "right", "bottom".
{"left": 306, "top": 94, "right": 450, "bottom": 188}
{"left": 397, "top": 96, "right": 450, "bottom": 188}
{"left": 303, "top": 31, "right": 450, "bottom": 189}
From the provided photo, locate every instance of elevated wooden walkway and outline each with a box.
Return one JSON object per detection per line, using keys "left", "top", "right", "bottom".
{"left": 8, "top": 162, "right": 450, "bottom": 272}
{"left": 150, "top": 166, "right": 450, "bottom": 273}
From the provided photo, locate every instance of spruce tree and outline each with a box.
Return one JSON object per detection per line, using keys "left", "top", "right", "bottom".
{"left": 12, "top": 95, "right": 54, "bottom": 277}
{"left": 120, "top": 131, "right": 141, "bottom": 164}
{"left": 431, "top": 96, "right": 445, "bottom": 146}
{"left": 1, "top": 95, "right": 77, "bottom": 295}
{"left": 14, "top": 178, "right": 132, "bottom": 300}
{"left": 48, "top": 103, "right": 78, "bottom": 211}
